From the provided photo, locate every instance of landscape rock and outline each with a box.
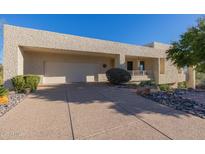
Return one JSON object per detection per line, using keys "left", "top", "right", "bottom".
{"left": 141, "top": 89, "right": 205, "bottom": 119}
{"left": 0, "top": 93, "right": 26, "bottom": 117}
{"left": 136, "top": 87, "right": 150, "bottom": 95}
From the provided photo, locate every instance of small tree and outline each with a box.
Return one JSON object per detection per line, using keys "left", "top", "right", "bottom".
{"left": 167, "top": 17, "right": 205, "bottom": 73}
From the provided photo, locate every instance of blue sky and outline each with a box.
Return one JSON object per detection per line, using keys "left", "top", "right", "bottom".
{"left": 0, "top": 14, "right": 203, "bottom": 63}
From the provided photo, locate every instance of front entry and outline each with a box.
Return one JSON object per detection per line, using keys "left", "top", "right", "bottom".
{"left": 139, "top": 61, "right": 145, "bottom": 71}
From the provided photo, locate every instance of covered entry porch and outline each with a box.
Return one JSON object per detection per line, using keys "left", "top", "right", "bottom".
{"left": 125, "top": 56, "right": 160, "bottom": 82}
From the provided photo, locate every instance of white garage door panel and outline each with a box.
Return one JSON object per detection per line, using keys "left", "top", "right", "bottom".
{"left": 44, "top": 62, "right": 101, "bottom": 84}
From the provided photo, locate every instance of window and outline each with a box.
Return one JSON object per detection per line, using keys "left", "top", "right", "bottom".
{"left": 160, "top": 58, "right": 165, "bottom": 74}
{"left": 127, "top": 61, "right": 133, "bottom": 70}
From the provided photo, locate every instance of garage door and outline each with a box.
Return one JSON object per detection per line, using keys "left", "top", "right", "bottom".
{"left": 44, "top": 62, "right": 101, "bottom": 84}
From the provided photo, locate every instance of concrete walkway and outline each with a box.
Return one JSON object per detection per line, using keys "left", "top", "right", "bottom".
{"left": 0, "top": 83, "right": 205, "bottom": 139}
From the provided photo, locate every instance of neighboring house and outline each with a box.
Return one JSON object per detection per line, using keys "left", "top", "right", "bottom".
{"left": 3, "top": 25, "right": 195, "bottom": 88}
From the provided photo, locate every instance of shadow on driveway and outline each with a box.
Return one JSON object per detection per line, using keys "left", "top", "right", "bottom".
{"left": 31, "top": 83, "right": 191, "bottom": 119}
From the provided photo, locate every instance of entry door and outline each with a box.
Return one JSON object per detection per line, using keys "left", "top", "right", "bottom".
{"left": 140, "top": 61, "right": 145, "bottom": 70}
{"left": 127, "top": 61, "right": 133, "bottom": 70}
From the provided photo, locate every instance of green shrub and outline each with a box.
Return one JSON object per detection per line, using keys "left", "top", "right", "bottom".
{"left": 139, "top": 80, "right": 156, "bottom": 87}
{"left": 12, "top": 75, "right": 40, "bottom": 93}
{"left": 106, "top": 68, "right": 131, "bottom": 85}
{"left": 24, "top": 75, "right": 40, "bottom": 92}
{"left": 158, "top": 84, "right": 171, "bottom": 91}
{"left": 0, "top": 86, "right": 9, "bottom": 96}
{"left": 11, "top": 75, "right": 25, "bottom": 93}
{"left": 178, "top": 81, "right": 187, "bottom": 89}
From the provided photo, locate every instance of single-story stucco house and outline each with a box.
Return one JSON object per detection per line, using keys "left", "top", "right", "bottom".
{"left": 3, "top": 25, "right": 195, "bottom": 88}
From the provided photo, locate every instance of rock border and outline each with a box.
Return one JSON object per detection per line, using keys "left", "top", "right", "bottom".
{"left": 0, "top": 92, "right": 26, "bottom": 117}
{"left": 141, "top": 89, "right": 205, "bottom": 119}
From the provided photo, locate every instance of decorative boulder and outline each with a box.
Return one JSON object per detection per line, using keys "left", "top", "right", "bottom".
{"left": 150, "top": 87, "right": 160, "bottom": 93}
{"left": 136, "top": 87, "right": 150, "bottom": 95}
{"left": 106, "top": 68, "right": 131, "bottom": 85}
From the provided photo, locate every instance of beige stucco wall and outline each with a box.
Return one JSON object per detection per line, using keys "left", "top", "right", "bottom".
{"left": 3, "top": 24, "right": 187, "bottom": 87}
{"left": 145, "top": 42, "right": 171, "bottom": 50}
{"left": 187, "top": 67, "right": 196, "bottom": 89}
{"left": 158, "top": 59, "right": 185, "bottom": 84}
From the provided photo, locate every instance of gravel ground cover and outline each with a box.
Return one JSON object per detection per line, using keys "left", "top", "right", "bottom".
{"left": 181, "top": 90, "right": 205, "bottom": 105}
{"left": 0, "top": 92, "right": 26, "bottom": 117}
{"left": 142, "top": 89, "right": 205, "bottom": 119}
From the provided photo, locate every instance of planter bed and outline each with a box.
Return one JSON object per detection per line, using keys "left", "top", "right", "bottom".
{"left": 141, "top": 89, "right": 205, "bottom": 119}
{"left": 0, "top": 92, "right": 26, "bottom": 117}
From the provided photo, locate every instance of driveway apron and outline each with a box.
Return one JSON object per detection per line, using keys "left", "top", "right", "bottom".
{"left": 0, "top": 85, "right": 73, "bottom": 139}
{"left": 66, "top": 83, "right": 169, "bottom": 139}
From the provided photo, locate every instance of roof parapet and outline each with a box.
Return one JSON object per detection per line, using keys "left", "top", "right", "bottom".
{"left": 144, "top": 42, "right": 171, "bottom": 50}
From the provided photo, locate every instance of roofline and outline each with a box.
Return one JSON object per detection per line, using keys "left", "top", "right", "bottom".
{"left": 4, "top": 24, "right": 170, "bottom": 50}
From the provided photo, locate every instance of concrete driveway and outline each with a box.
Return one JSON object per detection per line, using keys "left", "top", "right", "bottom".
{"left": 0, "top": 83, "right": 205, "bottom": 139}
